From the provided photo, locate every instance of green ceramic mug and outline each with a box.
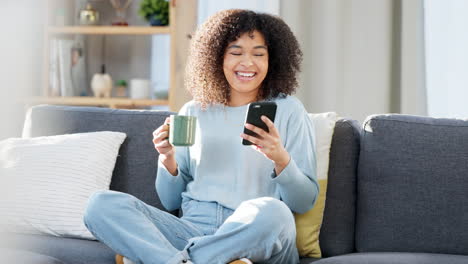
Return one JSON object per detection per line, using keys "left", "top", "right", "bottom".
{"left": 169, "top": 115, "right": 197, "bottom": 146}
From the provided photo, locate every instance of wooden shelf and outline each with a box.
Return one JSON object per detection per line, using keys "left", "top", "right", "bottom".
{"left": 41, "top": 1, "right": 179, "bottom": 110}
{"left": 48, "top": 26, "right": 171, "bottom": 35}
{"left": 27, "top": 96, "right": 169, "bottom": 108}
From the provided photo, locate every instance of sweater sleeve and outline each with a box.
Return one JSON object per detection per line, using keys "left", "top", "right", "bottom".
{"left": 271, "top": 101, "right": 319, "bottom": 214}
{"left": 155, "top": 104, "right": 193, "bottom": 211}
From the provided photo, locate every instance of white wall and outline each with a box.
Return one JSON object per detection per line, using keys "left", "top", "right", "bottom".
{"left": 0, "top": 0, "right": 43, "bottom": 139}
{"left": 198, "top": 0, "right": 279, "bottom": 24}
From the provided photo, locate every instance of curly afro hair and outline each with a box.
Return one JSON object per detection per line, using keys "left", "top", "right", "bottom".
{"left": 185, "top": 9, "right": 303, "bottom": 107}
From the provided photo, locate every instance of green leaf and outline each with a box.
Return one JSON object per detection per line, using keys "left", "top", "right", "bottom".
{"left": 139, "top": 0, "right": 169, "bottom": 24}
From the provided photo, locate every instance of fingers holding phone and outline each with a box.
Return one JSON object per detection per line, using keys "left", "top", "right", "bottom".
{"left": 242, "top": 102, "right": 277, "bottom": 145}
{"left": 240, "top": 102, "right": 289, "bottom": 166}
{"left": 242, "top": 116, "right": 284, "bottom": 157}
{"left": 243, "top": 116, "right": 275, "bottom": 144}
{"left": 241, "top": 115, "right": 290, "bottom": 175}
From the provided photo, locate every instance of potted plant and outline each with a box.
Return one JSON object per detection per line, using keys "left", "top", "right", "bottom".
{"left": 114, "top": 79, "right": 128, "bottom": 97}
{"left": 138, "top": 0, "right": 169, "bottom": 26}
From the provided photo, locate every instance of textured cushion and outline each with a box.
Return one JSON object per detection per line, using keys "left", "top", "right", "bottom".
{"left": 319, "top": 119, "right": 361, "bottom": 257}
{"left": 310, "top": 252, "right": 468, "bottom": 264}
{"left": 356, "top": 114, "right": 468, "bottom": 255}
{"left": 1, "top": 233, "right": 114, "bottom": 264}
{"left": 295, "top": 112, "right": 338, "bottom": 258}
{"left": 22, "top": 105, "right": 175, "bottom": 213}
{"left": 0, "top": 131, "right": 126, "bottom": 240}
{"left": 299, "top": 257, "right": 320, "bottom": 264}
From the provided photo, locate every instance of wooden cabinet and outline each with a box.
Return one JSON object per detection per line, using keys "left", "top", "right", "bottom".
{"left": 35, "top": 0, "right": 177, "bottom": 110}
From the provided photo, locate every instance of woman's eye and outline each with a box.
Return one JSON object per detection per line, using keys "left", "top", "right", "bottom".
{"left": 254, "top": 54, "right": 265, "bottom": 57}
{"left": 230, "top": 53, "right": 242, "bottom": 56}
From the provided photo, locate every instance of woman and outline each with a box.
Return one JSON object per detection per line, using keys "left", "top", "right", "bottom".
{"left": 84, "top": 9, "right": 318, "bottom": 264}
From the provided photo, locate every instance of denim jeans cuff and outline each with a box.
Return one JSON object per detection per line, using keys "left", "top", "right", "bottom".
{"left": 166, "top": 250, "right": 193, "bottom": 264}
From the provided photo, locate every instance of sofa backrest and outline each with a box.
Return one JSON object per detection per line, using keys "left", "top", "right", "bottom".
{"left": 23, "top": 105, "right": 366, "bottom": 257}
{"left": 356, "top": 114, "right": 468, "bottom": 255}
{"left": 23, "top": 105, "right": 175, "bottom": 214}
{"left": 319, "top": 119, "right": 361, "bottom": 257}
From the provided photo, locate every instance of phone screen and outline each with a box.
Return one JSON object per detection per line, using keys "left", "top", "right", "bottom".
{"left": 242, "top": 102, "right": 277, "bottom": 145}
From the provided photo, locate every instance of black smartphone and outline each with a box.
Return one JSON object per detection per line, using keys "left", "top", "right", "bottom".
{"left": 242, "top": 102, "right": 277, "bottom": 145}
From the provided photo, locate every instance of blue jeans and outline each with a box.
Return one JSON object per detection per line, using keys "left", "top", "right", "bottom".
{"left": 83, "top": 191, "right": 299, "bottom": 264}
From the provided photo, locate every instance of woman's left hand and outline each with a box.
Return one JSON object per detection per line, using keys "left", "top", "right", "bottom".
{"left": 241, "top": 116, "right": 290, "bottom": 175}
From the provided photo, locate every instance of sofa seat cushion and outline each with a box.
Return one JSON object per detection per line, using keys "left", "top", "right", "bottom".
{"left": 2, "top": 248, "right": 64, "bottom": 264}
{"left": 3, "top": 233, "right": 114, "bottom": 264}
{"left": 310, "top": 252, "right": 468, "bottom": 264}
{"left": 299, "top": 257, "right": 320, "bottom": 263}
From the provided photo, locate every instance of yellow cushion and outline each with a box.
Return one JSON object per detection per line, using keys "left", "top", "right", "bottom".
{"left": 294, "top": 112, "right": 337, "bottom": 258}
{"left": 294, "top": 179, "right": 328, "bottom": 258}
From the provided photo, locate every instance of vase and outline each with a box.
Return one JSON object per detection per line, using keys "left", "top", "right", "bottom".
{"left": 79, "top": 3, "right": 100, "bottom": 26}
{"left": 91, "top": 73, "right": 113, "bottom": 98}
{"left": 149, "top": 15, "right": 165, "bottom": 26}
{"left": 130, "top": 79, "right": 150, "bottom": 99}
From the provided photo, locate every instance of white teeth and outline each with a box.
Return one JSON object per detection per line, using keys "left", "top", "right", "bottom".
{"left": 237, "top": 72, "right": 255, "bottom": 77}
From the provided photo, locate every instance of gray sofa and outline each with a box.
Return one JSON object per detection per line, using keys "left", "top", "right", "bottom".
{"left": 1, "top": 105, "right": 467, "bottom": 264}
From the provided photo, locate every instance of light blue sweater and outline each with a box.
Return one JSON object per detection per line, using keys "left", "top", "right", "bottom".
{"left": 156, "top": 96, "right": 318, "bottom": 214}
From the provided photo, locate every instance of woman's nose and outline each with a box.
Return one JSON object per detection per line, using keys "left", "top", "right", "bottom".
{"left": 240, "top": 55, "right": 254, "bottom": 67}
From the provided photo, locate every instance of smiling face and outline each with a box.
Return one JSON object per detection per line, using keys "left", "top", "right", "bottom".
{"left": 223, "top": 30, "right": 269, "bottom": 106}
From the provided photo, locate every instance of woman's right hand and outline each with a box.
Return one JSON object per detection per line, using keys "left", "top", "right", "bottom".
{"left": 153, "top": 117, "right": 175, "bottom": 157}
{"left": 153, "top": 117, "right": 178, "bottom": 175}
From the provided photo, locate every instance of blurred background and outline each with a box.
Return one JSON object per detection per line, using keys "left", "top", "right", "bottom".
{"left": 1, "top": 0, "right": 468, "bottom": 255}
{"left": 1, "top": 0, "right": 467, "bottom": 142}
